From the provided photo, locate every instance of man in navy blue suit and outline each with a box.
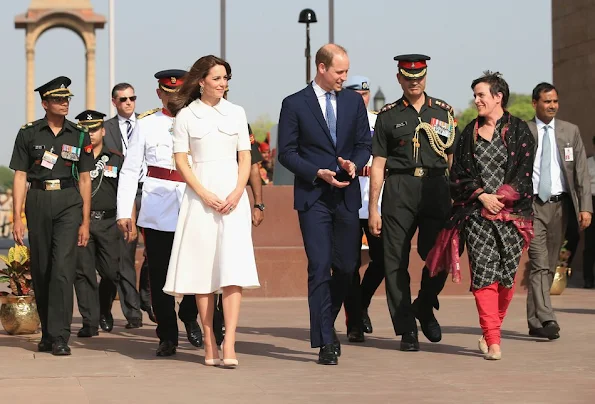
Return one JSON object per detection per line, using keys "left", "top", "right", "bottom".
{"left": 278, "top": 44, "right": 372, "bottom": 365}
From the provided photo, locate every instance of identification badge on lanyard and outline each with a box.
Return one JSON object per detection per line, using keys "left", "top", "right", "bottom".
{"left": 41, "top": 150, "right": 58, "bottom": 170}
{"left": 564, "top": 147, "right": 574, "bottom": 162}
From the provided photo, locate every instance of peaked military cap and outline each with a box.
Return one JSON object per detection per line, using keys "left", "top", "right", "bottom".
{"left": 344, "top": 75, "right": 370, "bottom": 91}
{"left": 34, "top": 76, "right": 74, "bottom": 99}
{"left": 394, "top": 54, "right": 430, "bottom": 79}
{"left": 155, "top": 69, "right": 187, "bottom": 93}
{"left": 75, "top": 109, "right": 106, "bottom": 130}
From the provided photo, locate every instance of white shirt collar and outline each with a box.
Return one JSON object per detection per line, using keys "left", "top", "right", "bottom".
{"left": 188, "top": 97, "right": 232, "bottom": 118}
{"left": 118, "top": 113, "right": 136, "bottom": 124}
{"left": 312, "top": 80, "right": 335, "bottom": 99}
{"left": 536, "top": 117, "right": 555, "bottom": 131}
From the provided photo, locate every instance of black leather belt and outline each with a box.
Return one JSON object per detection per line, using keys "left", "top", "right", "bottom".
{"left": 536, "top": 193, "right": 567, "bottom": 203}
{"left": 90, "top": 209, "right": 116, "bottom": 220}
{"left": 30, "top": 178, "right": 75, "bottom": 191}
{"left": 388, "top": 167, "right": 447, "bottom": 178}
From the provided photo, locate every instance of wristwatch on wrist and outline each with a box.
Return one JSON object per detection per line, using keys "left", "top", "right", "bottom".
{"left": 254, "top": 203, "right": 265, "bottom": 211}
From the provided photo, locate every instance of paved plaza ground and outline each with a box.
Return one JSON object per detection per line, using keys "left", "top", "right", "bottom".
{"left": 1, "top": 287, "right": 594, "bottom": 403}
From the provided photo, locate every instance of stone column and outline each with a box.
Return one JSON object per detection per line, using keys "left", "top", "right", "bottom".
{"left": 85, "top": 47, "right": 96, "bottom": 109}
{"left": 26, "top": 46, "right": 35, "bottom": 122}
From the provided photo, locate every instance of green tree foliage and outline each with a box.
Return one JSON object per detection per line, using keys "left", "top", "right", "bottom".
{"left": 0, "top": 166, "right": 14, "bottom": 190}
{"left": 250, "top": 114, "right": 275, "bottom": 143}
{"left": 456, "top": 93, "right": 535, "bottom": 131}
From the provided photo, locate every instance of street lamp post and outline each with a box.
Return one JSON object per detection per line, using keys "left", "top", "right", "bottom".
{"left": 298, "top": 9, "right": 317, "bottom": 84}
{"left": 373, "top": 87, "right": 386, "bottom": 112}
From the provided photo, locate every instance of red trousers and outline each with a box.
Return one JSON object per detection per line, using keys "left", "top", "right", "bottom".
{"left": 472, "top": 282, "right": 515, "bottom": 346}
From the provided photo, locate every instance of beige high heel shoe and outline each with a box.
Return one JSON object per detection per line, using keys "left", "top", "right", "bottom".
{"left": 222, "top": 342, "right": 238, "bottom": 368}
{"left": 478, "top": 336, "right": 488, "bottom": 354}
{"left": 205, "top": 358, "right": 221, "bottom": 366}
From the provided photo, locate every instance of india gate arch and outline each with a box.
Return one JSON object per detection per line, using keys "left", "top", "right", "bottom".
{"left": 15, "top": 0, "right": 105, "bottom": 122}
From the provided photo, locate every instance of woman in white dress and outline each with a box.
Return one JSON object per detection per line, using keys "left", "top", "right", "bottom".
{"left": 163, "top": 55, "right": 260, "bottom": 367}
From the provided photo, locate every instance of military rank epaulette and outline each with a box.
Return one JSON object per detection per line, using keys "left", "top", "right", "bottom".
{"left": 379, "top": 102, "right": 397, "bottom": 114}
{"left": 434, "top": 99, "right": 454, "bottom": 115}
{"left": 138, "top": 107, "right": 161, "bottom": 120}
{"left": 108, "top": 149, "right": 123, "bottom": 158}
{"left": 20, "top": 119, "right": 43, "bottom": 130}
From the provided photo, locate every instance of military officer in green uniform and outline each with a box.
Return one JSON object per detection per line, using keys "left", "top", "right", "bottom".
{"left": 10, "top": 76, "right": 93, "bottom": 356}
{"left": 369, "top": 55, "right": 458, "bottom": 351}
{"left": 73, "top": 110, "right": 134, "bottom": 338}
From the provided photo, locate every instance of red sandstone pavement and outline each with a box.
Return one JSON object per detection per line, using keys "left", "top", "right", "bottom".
{"left": 1, "top": 288, "right": 594, "bottom": 404}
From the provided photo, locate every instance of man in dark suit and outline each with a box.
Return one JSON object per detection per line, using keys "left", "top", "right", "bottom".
{"left": 526, "top": 82, "right": 592, "bottom": 340}
{"left": 98, "top": 83, "right": 151, "bottom": 331}
{"left": 278, "top": 43, "right": 372, "bottom": 365}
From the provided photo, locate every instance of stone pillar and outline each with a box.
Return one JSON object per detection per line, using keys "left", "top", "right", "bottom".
{"left": 26, "top": 46, "right": 35, "bottom": 122}
{"left": 85, "top": 47, "right": 96, "bottom": 110}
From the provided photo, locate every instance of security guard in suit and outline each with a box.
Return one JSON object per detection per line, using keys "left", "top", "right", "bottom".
{"left": 9, "top": 76, "right": 93, "bottom": 355}
{"left": 369, "top": 55, "right": 458, "bottom": 351}
{"left": 117, "top": 70, "right": 201, "bottom": 356}
{"left": 73, "top": 110, "right": 132, "bottom": 337}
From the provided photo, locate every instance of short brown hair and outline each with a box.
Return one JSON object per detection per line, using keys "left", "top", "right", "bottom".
{"left": 315, "top": 44, "right": 347, "bottom": 69}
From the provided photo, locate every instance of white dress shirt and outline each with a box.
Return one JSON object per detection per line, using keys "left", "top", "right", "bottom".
{"left": 312, "top": 80, "right": 337, "bottom": 119}
{"left": 359, "top": 110, "right": 383, "bottom": 219}
{"left": 588, "top": 156, "right": 595, "bottom": 196}
{"left": 118, "top": 113, "right": 137, "bottom": 155}
{"left": 532, "top": 117, "right": 567, "bottom": 195}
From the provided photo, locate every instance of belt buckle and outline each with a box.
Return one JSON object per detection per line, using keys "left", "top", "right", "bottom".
{"left": 414, "top": 167, "right": 425, "bottom": 177}
{"left": 91, "top": 211, "right": 104, "bottom": 220}
{"left": 44, "top": 179, "right": 61, "bottom": 191}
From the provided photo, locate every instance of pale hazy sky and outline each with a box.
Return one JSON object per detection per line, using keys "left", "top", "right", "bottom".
{"left": 0, "top": 0, "right": 552, "bottom": 165}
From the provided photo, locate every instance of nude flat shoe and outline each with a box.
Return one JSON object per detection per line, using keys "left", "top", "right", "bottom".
{"left": 478, "top": 336, "right": 488, "bottom": 354}
{"left": 484, "top": 351, "right": 502, "bottom": 360}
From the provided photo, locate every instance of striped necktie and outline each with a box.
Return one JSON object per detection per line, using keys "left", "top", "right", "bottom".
{"left": 126, "top": 119, "right": 133, "bottom": 140}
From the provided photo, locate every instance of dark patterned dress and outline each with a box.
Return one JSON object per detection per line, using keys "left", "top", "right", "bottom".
{"left": 463, "top": 124, "right": 524, "bottom": 290}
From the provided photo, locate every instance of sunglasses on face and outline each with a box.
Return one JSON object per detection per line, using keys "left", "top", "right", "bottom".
{"left": 117, "top": 96, "right": 137, "bottom": 102}
{"left": 47, "top": 97, "right": 71, "bottom": 104}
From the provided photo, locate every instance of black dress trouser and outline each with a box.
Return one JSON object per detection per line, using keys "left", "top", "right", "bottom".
{"left": 75, "top": 217, "right": 120, "bottom": 327}
{"left": 344, "top": 219, "right": 385, "bottom": 331}
{"left": 25, "top": 187, "right": 82, "bottom": 343}
{"left": 143, "top": 228, "right": 198, "bottom": 344}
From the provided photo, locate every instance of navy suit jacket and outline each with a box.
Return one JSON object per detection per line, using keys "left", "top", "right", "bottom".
{"left": 278, "top": 83, "right": 372, "bottom": 212}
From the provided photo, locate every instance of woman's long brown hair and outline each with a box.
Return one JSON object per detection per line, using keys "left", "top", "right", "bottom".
{"left": 168, "top": 55, "right": 232, "bottom": 116}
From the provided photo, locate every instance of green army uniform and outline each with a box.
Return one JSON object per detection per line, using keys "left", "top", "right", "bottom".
{"left": 372, "top": 55, "right": 459, "bottom": 350}
{"left": 9, "top": 76, "right": 93, "bottom": 353}
{"left": 72, "top": 110, "right": 126, "bottom": 338}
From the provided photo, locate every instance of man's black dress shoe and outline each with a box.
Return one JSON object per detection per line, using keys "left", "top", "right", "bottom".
{"left": 156, "top": 340, "right": 177, "bottom": 357}
{"left": 317, "top": 344, "right": 338, "bottom": 365}
{"left": 347, "top": 328, "right": 365, "bottom": 343}
{"left": 141, "top": 305, "right": 157, "bottom": 323}
{"left": 542, "top": 320, "right": 561, "bottom": 340}
{"left": 332, "top": 328, "right": 341, "bottom": 357}
{"left": 77, "top": 326, "right": 99, "bottom": 338}
{"left": 100, "top": 314, "right": 113, "bottom": 332}
{"left": 52, "top": 338, "right": 71, "bottom": 356}
{"left": 362, "top": 309, "right": 373, "bottom": 334}
{"left": 125, "top": 319, "right": 143, "bottom": 329}
{"left": 37, "top": 339, "right": 53, "bottom": 352}
{"left": 412, "top": 299, "right": 441, "bottom": 343}
{"left": 400, "top": 331, "right": 420, "bottom": 352}
{"left": 184, "top": 321, "right": 204, "bottom": 348}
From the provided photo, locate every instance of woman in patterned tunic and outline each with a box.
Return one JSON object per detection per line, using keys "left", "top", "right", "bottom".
{"left": 427, "top": 72, "right": 535, "bottom": 360}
